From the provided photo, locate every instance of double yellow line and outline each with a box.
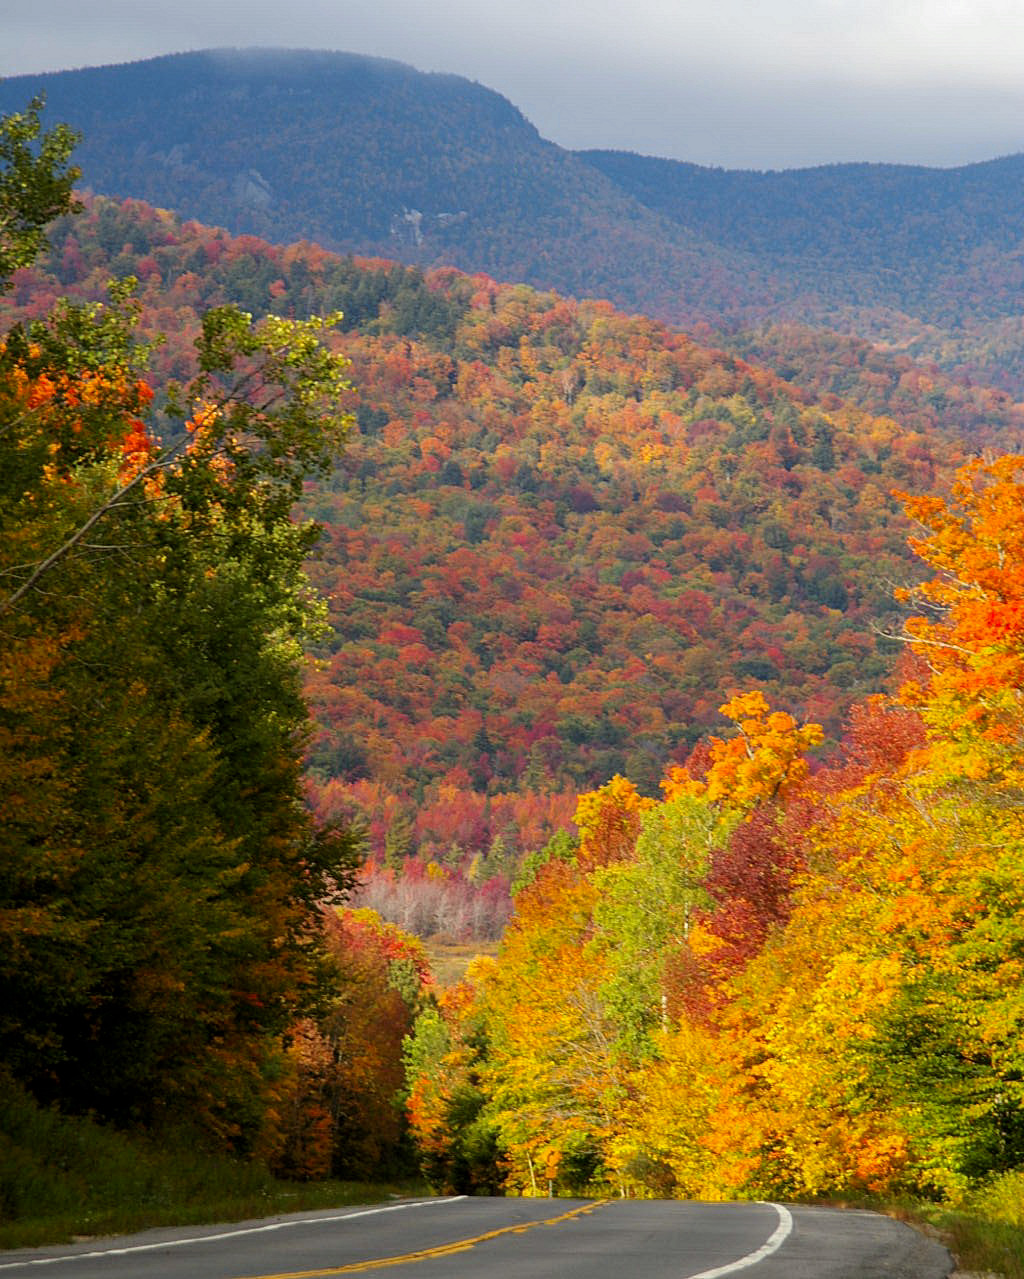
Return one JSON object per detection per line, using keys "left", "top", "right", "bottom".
{"left": 240, "top": 1199, "right": 610, "bottom": 1279}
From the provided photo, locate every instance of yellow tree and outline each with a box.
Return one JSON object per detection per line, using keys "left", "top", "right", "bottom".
{"left": 477, "top": 856, "right": 624, "bottom": 1194}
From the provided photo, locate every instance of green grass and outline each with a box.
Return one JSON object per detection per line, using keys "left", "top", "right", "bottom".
{"left": 902, "top": 1172, "right": 1024, "bottom": 1279}
{"left": 0, "top": 1081, "right": 427, "bottom": 1251}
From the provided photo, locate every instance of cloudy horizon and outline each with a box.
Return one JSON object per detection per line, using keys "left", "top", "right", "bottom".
{"left": 5, "top": 0, "right": 1024, "bottom": 171}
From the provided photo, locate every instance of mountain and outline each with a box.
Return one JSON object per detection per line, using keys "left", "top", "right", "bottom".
{"left": 584, "top": 148, "right": 1024, "bottom": 318}
{"left": 0, "top": 49, "right": 771, "bottom": 327}
{"left": 583, "top": 148, "right": 1024, "bottom": 390}
{"left": 3, "top": 49, "right": 1024, "bottom": 390}
{"left": 3, "top": 193, "right": 978, "bottom": 868}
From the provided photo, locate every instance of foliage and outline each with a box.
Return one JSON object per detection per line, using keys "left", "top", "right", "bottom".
{"left": 0, "top": 1073, "right": 414, "bottom": 1249}
{"left": 404, "top": 456, "right": 1024, "bottom": 1203}
{"left": 0, "top": 96, "right": 79, "bottom": 288}
{"left": 403, "top": 972, "right": 503, "bottom": 1195}
{"left": 11, "top": 98, "right": 1024, "bottom": 1207}
{"left": 724, "top": 322, "right": 1024, "bottom": 445}
{"left": 912, "top": 1171, "right": 1024, "bottom": 1279}
{"left": 0, "top": 105, "right": 360, "bottom": 1153}
{"left": 272, "top": 908, "right": 430, "bottom": 1181}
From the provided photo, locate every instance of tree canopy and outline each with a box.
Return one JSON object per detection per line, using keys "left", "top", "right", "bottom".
{"left": 0, "top": 95, "right": 79, "bottom": 288}
{"left": 0, "top": 101, "right": 361, "bottom": 1150}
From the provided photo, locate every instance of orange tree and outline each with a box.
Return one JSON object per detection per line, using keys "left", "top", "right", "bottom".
{"left": 897, "top": 456, "right": 1024, "bottom": 780}
{"left": 858, "top": 457, "right": 1024, "bottom": 1184}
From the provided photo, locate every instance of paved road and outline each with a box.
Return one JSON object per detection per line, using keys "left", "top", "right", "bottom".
{"left": 0, "top": 1196, "right": 952, "bottom": 1279}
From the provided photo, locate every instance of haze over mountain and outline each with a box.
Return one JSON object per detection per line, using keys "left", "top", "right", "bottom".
{"left": 3, "top": 48, "right": 1024, "bottom": 391}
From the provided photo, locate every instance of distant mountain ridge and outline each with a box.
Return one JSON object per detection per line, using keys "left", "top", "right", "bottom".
{"left": 2, "top": 48, "right": 1023, "bottom": 388}
{"left": 0, "top": 49, "right": 771, "bottom": 323}
{"left": 582, "top": 146, "right": 1024, "bottom": 323}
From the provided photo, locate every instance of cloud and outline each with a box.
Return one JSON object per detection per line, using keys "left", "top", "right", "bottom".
{"left": 3, "top": 0, "right": 1023, "bottom": 167}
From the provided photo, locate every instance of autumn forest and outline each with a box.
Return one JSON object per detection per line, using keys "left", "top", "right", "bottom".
{"left": 5, "top": 78, "right": 1024, "bottom": 1221}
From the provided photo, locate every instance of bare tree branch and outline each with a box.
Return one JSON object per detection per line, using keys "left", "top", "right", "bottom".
{"left": 0, "top": 455, "right": 169, "bottom": 615}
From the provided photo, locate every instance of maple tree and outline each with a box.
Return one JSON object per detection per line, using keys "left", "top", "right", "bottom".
{"left": 399, "top": 696, "right": 821, "bottom": 1195}
{"left": 475, "top": 858, "right": 625, "bottom": 1195}
{"left": 896, "top": 456, "right": 1024, "bottom": 779}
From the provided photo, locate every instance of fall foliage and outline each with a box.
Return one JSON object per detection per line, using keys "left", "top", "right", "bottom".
{"left": 2, "top": 192, "right": 971, "bottom": 910}
{"left": 406, "top": 457, "right": 1024, "bottom": 1200}
{"left": 9, "top": 98, "right": 1024, "bottom": 1209}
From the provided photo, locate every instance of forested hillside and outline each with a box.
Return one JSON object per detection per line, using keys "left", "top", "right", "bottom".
{"left": 0, "top": 50, "right": 768, "bottom": 332}
{"left": 9, "top": 98, "right": 1024, "bottom": 1227}
{"left": 3, "top": 193, "right": 987, "bottom": 886}
{"left": 407, "top": 455, "right": 1024, "bottom": 1205}
{"left": 585, "top": 147, "right": 1024, "bottom": 324}
{"left": 723, "top": 323, "right": 1024, "bottom": 448}
{"left": 4, "top": 48, "right": 1024, "bottom": 388}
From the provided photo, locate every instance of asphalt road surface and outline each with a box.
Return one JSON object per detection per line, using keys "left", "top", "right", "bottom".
{"left": 0, "top": 1196, "right": 952, "bottom": 1279}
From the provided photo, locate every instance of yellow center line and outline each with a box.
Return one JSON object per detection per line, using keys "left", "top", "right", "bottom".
{"left": 238, "top": 1199, "right": 610, "bottom": 1279}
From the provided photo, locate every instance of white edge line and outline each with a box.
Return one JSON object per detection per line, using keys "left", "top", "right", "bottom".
{"left": 0, "top": 1197, "right": 469, "bottom": 1271}
{"left": 685, "top": 1203, "right": 794, "bottom": 1279}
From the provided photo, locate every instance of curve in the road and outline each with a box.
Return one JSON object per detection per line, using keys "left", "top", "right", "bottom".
{"left": 0, "top": 1196, "right": 951, "bottom": 1279}
{"left": 686, "top": 1204, "right": 793, "bottom": 1278}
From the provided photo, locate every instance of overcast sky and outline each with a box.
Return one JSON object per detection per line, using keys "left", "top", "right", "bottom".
{"left": 4, "top": 0, "right": 1024, "bottom": 169}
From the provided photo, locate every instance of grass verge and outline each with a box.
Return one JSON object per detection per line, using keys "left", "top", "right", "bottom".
{"left": 905, "top": 1176, "right": 1024, "bottom": 1279}
{"left": 853, "top": 1172, "right": 1024, "bottom": 1278}
{"left": 0, "top": 1081, "right": 427, "bottom": 1252}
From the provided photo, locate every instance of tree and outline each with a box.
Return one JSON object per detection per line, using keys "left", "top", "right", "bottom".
{"left": 591, "top": 788, "right": 727, "bottom": 1058}
{"left": 0, "top": 102, "right": 361, "bottom": 1148}
{"left": 404, "top": 968, "right": 502, "bottom": 1195}
{"left": 274, "top": 909, "right": 430, "bottom": 1180}
{"left": 0, "top": 96, "right": 79, "bottom": 287}
{"left": 897, "top": 455, "right": 1024, "bottom": 783}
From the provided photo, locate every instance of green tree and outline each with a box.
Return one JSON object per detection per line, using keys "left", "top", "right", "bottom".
{"left": 591, "top": 790, "right": 730, "bottom": 1058}
{"left": 0, "top": 103, "right": 361, "bottom": 1148}
{"left": 0, "top": 95, "right": 79, "bottom": 287}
